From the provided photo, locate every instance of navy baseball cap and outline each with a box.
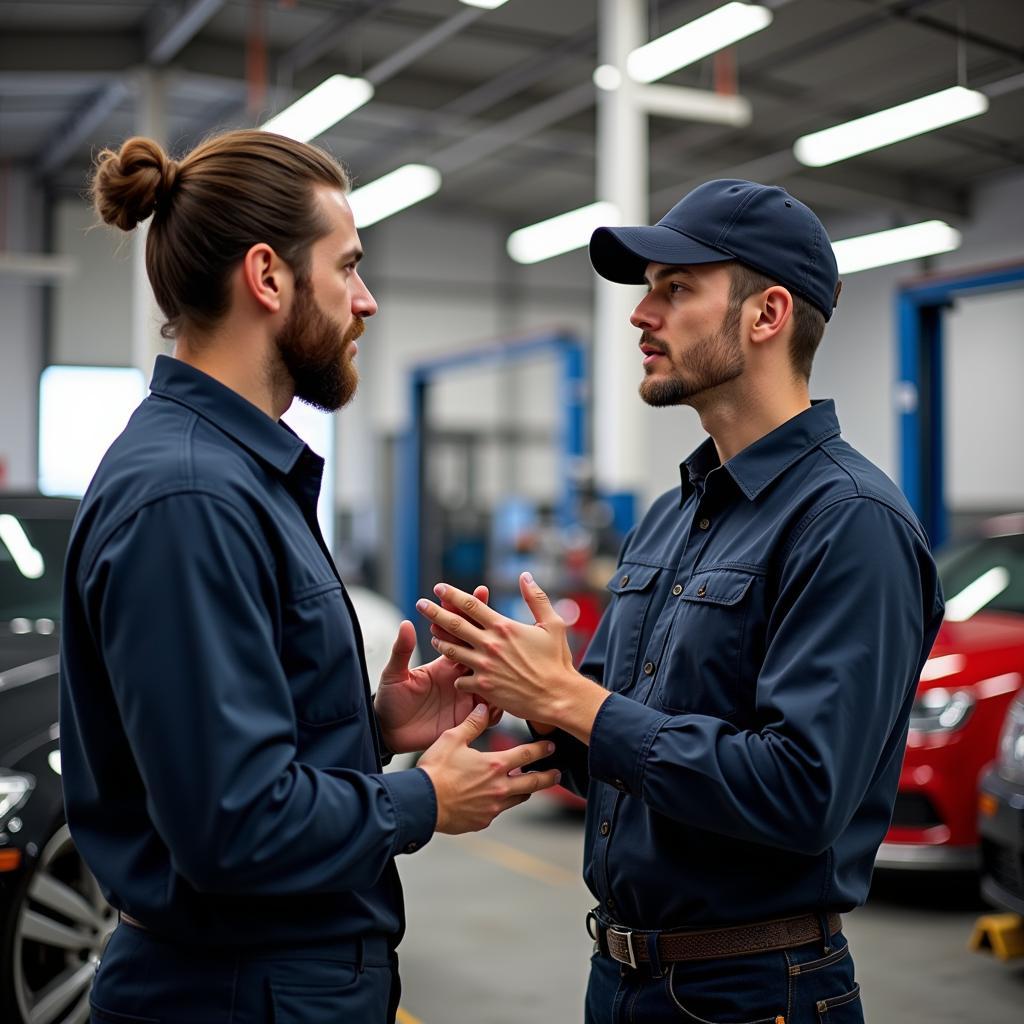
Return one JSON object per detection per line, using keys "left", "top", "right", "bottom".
{"left": 589, "top": 179, "right": 840, "bottom": 321}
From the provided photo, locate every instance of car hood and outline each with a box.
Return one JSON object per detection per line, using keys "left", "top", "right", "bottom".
{"left": 0, "top": 632, "right": 61, "bottom": 763}
{"left": 919, "top": 612, "right": 1024, "bottom": 694}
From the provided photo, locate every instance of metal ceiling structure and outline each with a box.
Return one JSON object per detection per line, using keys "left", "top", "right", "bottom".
{"left": 0, "top": 0, "right": 1022, "bottom": 232}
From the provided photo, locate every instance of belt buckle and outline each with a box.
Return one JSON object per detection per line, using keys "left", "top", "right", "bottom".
{"left": 609, "top": 926, "right": 638, "bottom": 969}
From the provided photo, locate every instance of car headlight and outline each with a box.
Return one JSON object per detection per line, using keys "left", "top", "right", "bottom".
{"left": 997, "top": 697, "right": 1024, "bottom": 785}
{"left": 0, "top": 770, "right": 35, "bottom": 825}
{"left": 909, "top": 688, "right": 975, "bottom": 733}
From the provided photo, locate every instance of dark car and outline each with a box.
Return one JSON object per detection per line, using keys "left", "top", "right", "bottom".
{"left": 978, "top": 691, "right": 1024, "bottom": 915}
{"left": 0, "top": 494, "right": 116, "bottom": 1024}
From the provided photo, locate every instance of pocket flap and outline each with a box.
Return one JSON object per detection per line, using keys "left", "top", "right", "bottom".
{"left": 607, "top": 563, "right": 661, "bottom": 594}
{"left": 681, "top": 568, "right": 757, "bottom": 606}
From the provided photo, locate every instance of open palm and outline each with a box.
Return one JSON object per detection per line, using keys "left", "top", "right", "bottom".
{"left": 375, "top": 584, "right": 495, "bottom": 754}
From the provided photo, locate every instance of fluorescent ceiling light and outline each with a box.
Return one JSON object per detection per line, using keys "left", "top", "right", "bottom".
{"left": 460, "top": 0, "right": 509, "bottom": 8}
{"left": 507, "top": 201, "right": 621, "bottom": 265}
{"left": 944, "top": 566, "right": 1009, "bottom": 622}
{"left": 627, "top": 2, "right": 773, "bottom": 84}
{"left": 348, "top": 164, "right": 442, "bottom": 228}
{"left": 794, "top": 85, "right": 989, "bottom": 167}
{"left": 260, "top": 75, "right": 374, "bottom": 143}
{"left": 0, "top": 515, "right": 44, "bottom": 580}
{"left": 832, "top": 220, "right": 961, "bottom": 274}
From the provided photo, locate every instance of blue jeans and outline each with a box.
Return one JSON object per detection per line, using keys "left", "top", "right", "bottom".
{"left": 90, "top": 922, "right": 400, "bottom": 1023}
{"left": 585, "top": 930, "right": 863, "bottom": 1024}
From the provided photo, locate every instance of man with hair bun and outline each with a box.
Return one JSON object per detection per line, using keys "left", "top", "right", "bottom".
{"left": 60, "top": 129, "right": 561, "bottom": 1023}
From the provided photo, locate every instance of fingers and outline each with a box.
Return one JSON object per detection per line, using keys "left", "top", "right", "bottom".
{"left": 416, "top": 596, "right": 488, "bottom": 648}
{"left": 506, "top": 767, "right": 562, "bottom": 796}
{"left": 450, "top": 702, "right": 490, "bottom": 743}
{"left": 518, "top": 571, "right": 562, "bottom": 627}
{"left": 432, "top": 583, "right": 502, "bottom": 627}
{"left": 493, "top": 738, "right": 556, "bottom": 772}
{"left": 380, "top": 620, "right": 417, "bottom": 681}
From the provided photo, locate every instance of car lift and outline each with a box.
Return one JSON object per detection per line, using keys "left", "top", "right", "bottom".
{"left": 394, "top": 331, "right": 586, "bottom": 627}
{"left": 897, "top": 260, "right": 1024, "bottom": 548}
{"left": 969, "top": 913, "right": 1024, "bottom": 962}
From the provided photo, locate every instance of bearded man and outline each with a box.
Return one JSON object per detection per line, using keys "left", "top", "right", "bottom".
{"left": 59, "top": 130, "right": 559, "bottom": 1024}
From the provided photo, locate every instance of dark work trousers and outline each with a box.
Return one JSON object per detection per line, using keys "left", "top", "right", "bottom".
{"left": 585, "top": 929, "right": 864, "bottom": 1024}
{"left": 90, "top": 922, "right": 400, "bottom": 1023}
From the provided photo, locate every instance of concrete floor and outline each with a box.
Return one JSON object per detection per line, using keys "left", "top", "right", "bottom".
{"left": 395, "top": 796, "right": 1024, "bottom": 1024}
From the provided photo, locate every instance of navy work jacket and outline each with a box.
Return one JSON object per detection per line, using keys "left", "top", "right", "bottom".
{"left": 59, "top": 355, "right": 436, "bottom": 949}
{"left": 558, "top": 401, "right": 944, "bottom": 929}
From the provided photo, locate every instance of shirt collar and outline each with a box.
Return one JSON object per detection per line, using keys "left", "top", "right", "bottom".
{"left": 679, "top": 400, "right": 841, "bottom": 505}
{"left": 148, "top": 354, "right": 307, "bottom": 476}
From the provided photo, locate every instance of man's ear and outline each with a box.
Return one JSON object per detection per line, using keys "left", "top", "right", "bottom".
{"left": 240, "top": 243, "right": 290, "bottom": 314}
{"left": 750, "top": 285, "right": 793, "bottom": 346}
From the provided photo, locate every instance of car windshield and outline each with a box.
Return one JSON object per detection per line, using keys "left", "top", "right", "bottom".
{"left": 936, "top": 531, "right": 1024, "bottom": 620}
{"left": 0, "top": 512, "right": 73, "bottom": 622}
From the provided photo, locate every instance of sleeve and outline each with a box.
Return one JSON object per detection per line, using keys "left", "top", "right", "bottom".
{"left": 588, "top": 497, "right": 939, "bottom": 855}
{"left": 84, "top": 492, "right": 435, "bottom": 896}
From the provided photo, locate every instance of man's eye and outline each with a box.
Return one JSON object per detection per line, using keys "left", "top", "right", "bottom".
{"left": 669, "top": 282, "right": 686, "bottom": 294}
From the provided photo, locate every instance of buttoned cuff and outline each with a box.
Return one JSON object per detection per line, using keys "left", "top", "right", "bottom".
{"left": 378, "top": 767, "right": 437, "bottom": 857}
{"left": 588, "top": 692, "right": 670, "bottom": 797}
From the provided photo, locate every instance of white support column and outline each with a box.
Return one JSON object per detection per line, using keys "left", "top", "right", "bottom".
{"left": 132, "top": 68, "right": 168, "bottom": 377}
{"left": 593, "top": 0, "right": 648, "bottom": 504}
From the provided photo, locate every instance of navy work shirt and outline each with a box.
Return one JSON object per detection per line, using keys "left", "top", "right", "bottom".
{"left": 59, "top": 355, "right": 436, "bottom": 948}
{"left": 558, "top": 401, "right": 943, "bottom": 929}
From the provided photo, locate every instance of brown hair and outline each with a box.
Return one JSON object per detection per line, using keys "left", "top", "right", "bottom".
{"left": 90, "top": 129, "right": 350, "bottom": 339}
{"left": 728, "top": 263, "right": 826, "bottom": 380}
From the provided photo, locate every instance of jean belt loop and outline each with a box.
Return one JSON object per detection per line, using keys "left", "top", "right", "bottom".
{"left": 817, "top": 911, "right": 832, "bottom": 954}
{"left": 646, "top": 928, "right": 665, "bottom": 979}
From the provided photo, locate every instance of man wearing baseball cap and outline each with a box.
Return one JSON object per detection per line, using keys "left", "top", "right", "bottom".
{"left": 416, "top": 180, "right": 944, "bottom": 1022}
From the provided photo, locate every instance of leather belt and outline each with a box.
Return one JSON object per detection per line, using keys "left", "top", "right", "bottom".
{"left": 588, "top": 911, "right": 842, "bottom": 968}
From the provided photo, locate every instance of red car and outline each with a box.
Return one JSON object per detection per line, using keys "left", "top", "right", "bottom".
{"left": 877, "top": 515, "right": 1024, "bottom": 869}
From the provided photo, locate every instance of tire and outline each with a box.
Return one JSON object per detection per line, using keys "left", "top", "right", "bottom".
{"left": 1, "top": 820, "right": 116, "bottom": 1024}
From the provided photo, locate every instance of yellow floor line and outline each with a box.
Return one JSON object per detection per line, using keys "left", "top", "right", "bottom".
{"left": 456, "top": 833, "right": 578, "bottom": 887}
{"left": 396, "top": 1008, "right": 423, "bottom": 1024}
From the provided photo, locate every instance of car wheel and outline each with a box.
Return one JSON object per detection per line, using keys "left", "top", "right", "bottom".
{"left": 2, "top": 821, "right": 116, "bottom": 1024}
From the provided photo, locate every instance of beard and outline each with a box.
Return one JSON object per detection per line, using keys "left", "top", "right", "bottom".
{"left": 274, "top": 278, "right": 364, "bottom": 413}
{"left": 639, "top": 300, "right": 744, "bottom": 407}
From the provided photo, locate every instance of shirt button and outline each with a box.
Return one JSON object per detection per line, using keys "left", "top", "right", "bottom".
{"left": 404, "top": 842, "right": 419, "bottom": 854}
{"left": 697, "top": 585, "right": 707, "bottom": 597}
{"left": 672, "top": 584, "right": 683, "bottom": 596}
{"left": 599, "top": 820, "right": 611, "bottom": 836}
{"left": 606, "top": 898, "right": 615, "bottom": 911}
{"left": 699, "top": 517, "right": 711, "bottom": 530}
{"left": 620, "top": 574, "right": 630, "bottom": 586}
{"left": 643, "top": 661, "right": 655, "bottom": 675}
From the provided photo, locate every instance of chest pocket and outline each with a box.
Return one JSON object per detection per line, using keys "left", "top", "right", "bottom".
{"left": 657, "top": 567, "right": 760, "bottom": 720}
{"left": 281, "top": 582, "right": 365, "bottom": 727}
{"left": 604, "top": 562, "right": 662, "bottom": 692}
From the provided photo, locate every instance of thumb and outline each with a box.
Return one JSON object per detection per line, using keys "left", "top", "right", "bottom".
{"left": 519, "top": 571, "right": 559, "bottom": 626}
{"left": 380, "top": 620, "right": 416, "bottom": 683}
{"left": 452, "top": 702, "right": 490, "bottom": 743}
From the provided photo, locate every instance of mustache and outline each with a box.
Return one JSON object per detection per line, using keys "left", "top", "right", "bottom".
{"left": 346, "top": 317, "right": 365, "bottom": 344}
{"left": 639, "top": 331, "right": 667, "bottom": 354}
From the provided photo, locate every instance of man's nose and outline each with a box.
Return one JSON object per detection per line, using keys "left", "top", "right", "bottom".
{"left": 352, "top": 272, "right": 378, "bottom": 318}
{"left": 630, "top": 295, "right": 659, "bottom": 331}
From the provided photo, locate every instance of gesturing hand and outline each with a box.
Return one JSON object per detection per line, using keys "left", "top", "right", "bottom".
{"left": 374, "top": 585, "right": 499, "bottom": 754}
{"left": 415, "top": 572, "right": 580, "bottom": 725}
{"left": 418, "top": 704, "right": 562, "bottom": 834}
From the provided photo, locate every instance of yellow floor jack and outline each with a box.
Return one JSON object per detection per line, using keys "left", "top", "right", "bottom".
{"left": 969, "top": 913, "right": 1024, "bottom": 961}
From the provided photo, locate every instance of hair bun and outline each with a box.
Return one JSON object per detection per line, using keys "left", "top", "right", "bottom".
{"left": 90, "top": 136, "right": 178, "bottom": 231}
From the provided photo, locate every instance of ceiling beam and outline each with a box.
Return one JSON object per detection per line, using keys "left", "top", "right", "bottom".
{"left": 145, "top": 0, "right": 226, "bottom": 66}
{"left": 35, "top": 80, "right": 130, "bottom": 179}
